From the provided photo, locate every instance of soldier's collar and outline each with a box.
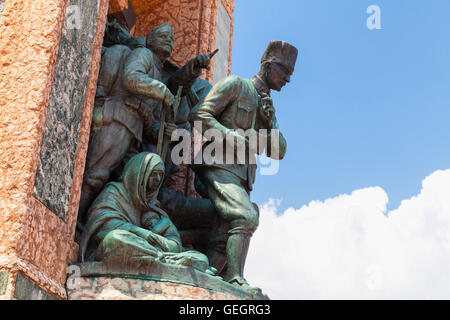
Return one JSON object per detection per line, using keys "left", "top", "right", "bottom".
{"left": 251, "top": 75, "right": 270, "bottom": 96}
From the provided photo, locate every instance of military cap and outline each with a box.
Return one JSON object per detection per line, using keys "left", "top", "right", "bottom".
{"left": 261, "top": 40, "right": 298, "bottom": 74}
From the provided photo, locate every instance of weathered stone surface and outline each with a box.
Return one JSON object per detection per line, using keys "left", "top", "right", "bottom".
{"left": 134, "top": 0, "right": 203, "bottom": 69}
{"left": 68, "top": 276, "right": 240, "bottom": 300}
{"left": 108, "top": 0, "right": 129, "bottom": 14}
{"left": 0, "top": 0, "right": 5, "bottom": 16}
{"left": 14, "top": 273, "right": 58, "bottom": 300}
{"left": 69, "top": 261, "right": 269, "bottom": 300}
{"left": 0, "top": 270, "right": 8, "bottom": 295}
{"left": 0, "top": 0, "right": 73, "bottom": 300}
{"left": 213, "top": 0, "right": 231, "bottom": 84}
{"left": 220, "top": 0, "right": 235, "bottom": 18}
{"left": 33, "top": 0, "right": 100, "bottom": 220}
{"left": 129, "top": 0, "right": 165, "bottom": 15}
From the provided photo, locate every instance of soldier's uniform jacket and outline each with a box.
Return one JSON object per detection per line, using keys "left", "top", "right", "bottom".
{"left": 189, "top": 75, "right": 287, "bottom": 190}
{"left": 96, "top": 44, "right": 212, "bottom": 146}
{"left": 94, "top": 45, "right": 162, "bottom": 143}
{"left": 122, "top": 48, "right": 211, "bottom": 145}
{"left": 95, "top": 45, "right": 136, "bottom": 139}
{"left": 120, "top": 46, "right": 170, "bottom": 142}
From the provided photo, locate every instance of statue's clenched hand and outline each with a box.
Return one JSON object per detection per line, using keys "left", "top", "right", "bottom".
{"left": 194, "top": 54, "right": 212, "bottom": 70}
{"left": 260, "top": 93, "right": 275, "bottom": 127}
{"left": 193, "top": 49, "right": 218, "bottom": 72}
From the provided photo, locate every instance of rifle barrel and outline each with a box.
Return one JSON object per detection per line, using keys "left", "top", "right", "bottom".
{"left": 209, "top": 49, "right": 219, "bottom": 59}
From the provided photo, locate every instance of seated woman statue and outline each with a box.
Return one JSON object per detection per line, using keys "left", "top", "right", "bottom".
{"left": 79, "top": 152, "right": 210, "bottom": 273}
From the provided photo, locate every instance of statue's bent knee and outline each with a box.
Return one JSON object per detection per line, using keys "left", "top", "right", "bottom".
{"left": 229, "top": 210, "right": 259, "bottom": 235}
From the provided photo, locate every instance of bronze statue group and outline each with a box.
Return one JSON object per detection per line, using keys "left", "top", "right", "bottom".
{"left": 76, "top": 21, "right": 298, "bottom": 297}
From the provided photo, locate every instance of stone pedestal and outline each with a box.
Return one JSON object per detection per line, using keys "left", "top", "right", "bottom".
{"left": 67, "top": 262, "right": 268, "bottom": 300}
{"left": 68, "top": 277, "right": 240, "bottom": 300}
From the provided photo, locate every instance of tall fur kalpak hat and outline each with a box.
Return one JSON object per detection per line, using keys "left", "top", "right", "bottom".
{"left": 261, "top": 40, "right": 298, "bottom": 74}
{"left": 146, "top": 22, "right": 174, "bottom": 47}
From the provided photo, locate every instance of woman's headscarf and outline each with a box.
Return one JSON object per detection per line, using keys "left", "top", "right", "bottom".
{"left": 120, "top": 152, "right": 165, "bottom": 210}
{"left": 80, "top": 152, "right": 166, "bottom": 261}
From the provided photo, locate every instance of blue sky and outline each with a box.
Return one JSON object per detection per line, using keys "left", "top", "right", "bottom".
{"left": 231, "top": 0, "right": 450, "bottom": 212}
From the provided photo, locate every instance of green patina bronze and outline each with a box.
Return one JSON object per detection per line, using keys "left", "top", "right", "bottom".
{"left": 78, "top": 22, "right": 214, "bottom": 228}
{"left": 75, "top": 18, "right": 298, "bottom": 299}
{"left": 190, "top": 40, "right": 298, "bottom": 293}
{"left": 79, "top": 152, "right": 210, "bottom": 273}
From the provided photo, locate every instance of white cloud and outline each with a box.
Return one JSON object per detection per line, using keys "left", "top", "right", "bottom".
{"left": 246, "top": 169, "right": 450, "bottom": 299}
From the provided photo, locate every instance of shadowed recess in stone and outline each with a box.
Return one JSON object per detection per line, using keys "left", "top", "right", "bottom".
{"left": 212, "top": 0, "right": 231, "bottom": 84}
{"left": 14, "top": 274, "right": 58, "bottom": 300}
{"left": 0, "top": 271, "right": 8, "bottom": 295}
{"left": 34, "top": 0, "right": 99, "bottom": 220}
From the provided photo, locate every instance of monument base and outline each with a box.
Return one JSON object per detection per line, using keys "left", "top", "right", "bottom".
{"left": 66, "top": 262, "right": 269, "bottom": 300}
{"left": 67, "top": 276, "right": 242, "bottom": 300}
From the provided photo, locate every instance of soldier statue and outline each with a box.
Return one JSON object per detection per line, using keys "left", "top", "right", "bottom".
{"left": 190, "top": 40, "right": 298, "bottom": 292}
{"left": 78, "top": 22, "right": 212, "bottom": 226}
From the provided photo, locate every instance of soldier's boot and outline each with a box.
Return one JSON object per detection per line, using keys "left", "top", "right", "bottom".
{"left": 224, "top": 233, "right": 262, "bottom": 294}
{"left": 207, "top": 249, "right": 227, "bottom": 276}
{"left": 207, "top": 221, "right": 229, "bottom": 275}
